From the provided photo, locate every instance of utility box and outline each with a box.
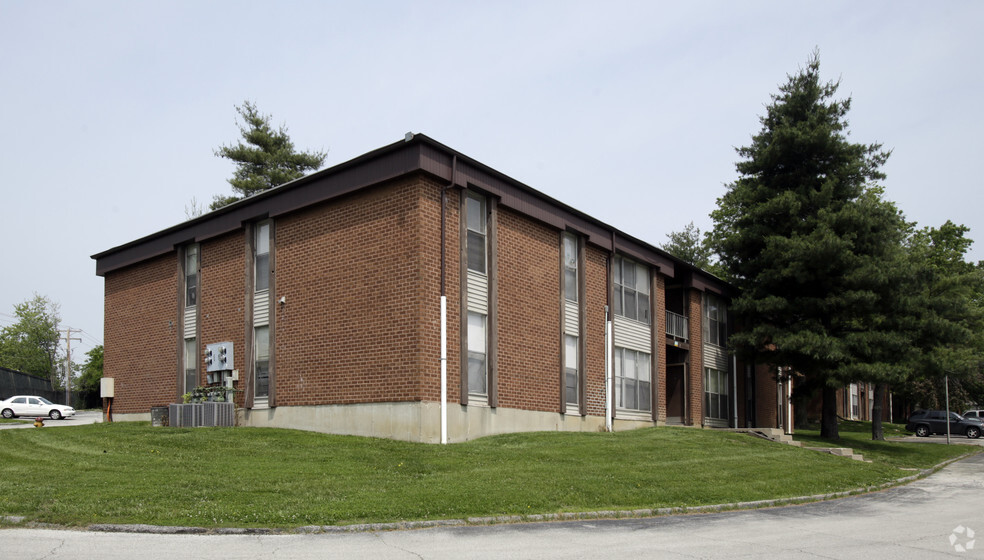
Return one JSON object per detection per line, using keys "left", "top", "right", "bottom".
{"left": 100, "top": 377, "right": 115, "bottom": 398}
{"left": 150, "top": 406, "right": 169, "bottom": 427}
{"left": 205, "top": 342, "right": 234, "bottom": 373}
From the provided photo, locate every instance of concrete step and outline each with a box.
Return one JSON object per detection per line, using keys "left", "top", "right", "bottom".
{"left": 743, "top": 429, "right": 866, "bottom": 461}
{"left": 805, "top": 446, "right": 867, "bottom": 462}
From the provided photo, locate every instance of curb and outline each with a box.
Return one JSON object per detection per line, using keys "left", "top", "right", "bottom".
{"left": 2, "top": 452, "right": 977, "bottom": 535}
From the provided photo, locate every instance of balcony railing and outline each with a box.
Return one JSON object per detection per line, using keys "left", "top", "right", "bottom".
{"left": 666, "top": 310, "right": 689, "bottom": 341}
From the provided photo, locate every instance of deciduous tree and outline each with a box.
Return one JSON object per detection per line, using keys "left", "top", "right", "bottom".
{"left": 0, "top": 294, "right": 61, "bottom": 381}
{"left": 77, "top": 344, "right": 103, "bottom": 393}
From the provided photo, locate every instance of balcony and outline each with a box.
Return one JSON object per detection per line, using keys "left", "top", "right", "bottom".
{"left": 666, "top": 310, "right": 689, "bottom": 341}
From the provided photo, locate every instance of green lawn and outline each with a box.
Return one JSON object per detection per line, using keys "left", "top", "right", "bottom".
{"left": 0, "top": 422, "right": 975, "bottom": 529}
{"left": 793, "top": 419, "right": 976, "bottom": 469}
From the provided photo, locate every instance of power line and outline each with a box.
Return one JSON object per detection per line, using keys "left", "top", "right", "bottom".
{"left": 61, "top": 328, "right": 82, "bottom": 404}
{"left": 78, "top": 329, "right": 103, "bottom": 346}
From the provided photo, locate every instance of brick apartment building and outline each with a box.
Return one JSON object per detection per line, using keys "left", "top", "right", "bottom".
{"left": 92, "top": 134, "right": 791, "bottom": 442}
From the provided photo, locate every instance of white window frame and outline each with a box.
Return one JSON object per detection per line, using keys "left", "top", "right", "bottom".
{"left": 613, "top": 256, "right": 650, "bottom": 324}
{"left": 465, "top": 194, "right": 487, "bottom": 275}
{"left": 565, "top": 334, "right": 578, "bottom": 407}
{"left": 615, "top": 347, "right": 651, "bottom": 412}
{"left": 183, "top": 337, "right": 197, "bottom": 393}
{"left": 704, "top": 293, "right": 727, "bottom": 347}
{"left": 850, "top": 383, "right": 860, "bottom": 420}
{"left": 467, "top": 311, "right": 488, "bottom": 397}
{"left": 185, "top": 244, "right": 199, "bottom": 308}
{"left": 255, "top": 221, "right": 271, "bottom": 293}
{"left": 254, "top": 325, "right": 270, "bottom": 401}
{"left": 704, "top": 367, "right": 729, "bottom": 421}
{"left": 563, "top": 232, "right": 578, "bottom": 303}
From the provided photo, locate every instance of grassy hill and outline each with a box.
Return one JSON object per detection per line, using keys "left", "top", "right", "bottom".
{"left": 0, "top": 422, "right": 974, "bottom": 528}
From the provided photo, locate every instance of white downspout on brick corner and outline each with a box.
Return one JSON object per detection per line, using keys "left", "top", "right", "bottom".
{"left": 440, "top": 295, "right": 447, "bottom": 444}
{"left": 732, "top": 354, "right": 738, "bottom": 428}
{"left": 605, "top": 304, "right": 613, "bottom": 433}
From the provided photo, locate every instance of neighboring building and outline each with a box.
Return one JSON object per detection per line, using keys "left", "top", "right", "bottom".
{"left": 805, "top": 382, "right": 895, "bottom": 425}
{"left": 92, "top": 134, "right": 790, "bottom": 442}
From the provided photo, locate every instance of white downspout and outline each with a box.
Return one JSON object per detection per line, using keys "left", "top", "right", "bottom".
{"left": 605, "top": 304, "right": 613, "bottom": 432}
{"left": 440, "top": 295, "right": 447, "bottom": 444}
{"left": 732, "top": 355, "right": 738, "bottom": 428}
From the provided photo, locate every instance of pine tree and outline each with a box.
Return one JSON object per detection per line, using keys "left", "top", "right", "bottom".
{"left": 211, "top": 101, "right": 327, "bottom": 210}
{"left": 710, "top": 52, "right": 904, "bottom": 439}
{"left": 661, "top": 221, "right": 723, "bottom": 276}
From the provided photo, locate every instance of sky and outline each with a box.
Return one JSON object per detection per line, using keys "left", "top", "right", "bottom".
{"left": 1, "top": 1, "right": 982, "bottom": 366}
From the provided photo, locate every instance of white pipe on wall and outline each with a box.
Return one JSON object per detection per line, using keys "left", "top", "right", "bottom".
{"left": 440, "top": 296, "right": 447, "bottom": 444}
{"left": 605, "top": 305, "right": 613, "bottom": 433}
{"left": 732, "top": 355, "right": 738, "bottom": 428}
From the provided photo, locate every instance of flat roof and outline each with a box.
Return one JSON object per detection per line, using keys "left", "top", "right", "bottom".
{"left": 92, "top": 133, "right": 730, "bottom": 295}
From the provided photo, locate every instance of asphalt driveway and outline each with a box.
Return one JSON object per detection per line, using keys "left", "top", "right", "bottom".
{"left": 0, "top": 409, "right": 102, "bottom": 429}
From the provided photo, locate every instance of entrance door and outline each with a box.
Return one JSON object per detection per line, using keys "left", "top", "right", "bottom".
{"left": 665, "top": 363, "right": 686, "bottom": 423}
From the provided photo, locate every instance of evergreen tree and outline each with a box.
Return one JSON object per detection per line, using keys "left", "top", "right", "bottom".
{"left": 710, "top": 52, "right": 904, "bottom": 439}
{"left": 661, "top": 221, "right": 723, "bottom": 276}
{"left": 211, "top": 101, "right": 327, "bottom": 210}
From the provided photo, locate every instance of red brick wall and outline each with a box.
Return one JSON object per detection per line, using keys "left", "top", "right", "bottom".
{"left": 688, "top": 289, "right": 703, "bottom": 425}
{"left": 755, "top": 363, "right": 779, "bottom": 428}
{"left": 414, "top": 177, "right": 451, "bottom": 402}
{"left": 272, "top": 176, "right": 428, "bottom": 405}
{"left": 583, "top": 245, "right": 608, "bottom": 417}
{"left": 199, "top": 231, "right": 247, "bottom": 403}
{"left": 495, "top": 206, "right": 562, "bottom": 412}
{"left": 654, "top": 274, "right": 667, "bottom": 422}
{"left": 103, "top": 253, "right": 178, "bottom": 413}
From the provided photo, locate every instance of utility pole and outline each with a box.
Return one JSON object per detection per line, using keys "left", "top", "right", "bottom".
{"left": 61, "top": 328, "right": 82, "bottom": 406}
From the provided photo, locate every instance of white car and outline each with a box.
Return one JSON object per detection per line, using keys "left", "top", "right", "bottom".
{"left": 0, "top": 395, "right": 76, "bottom": 420}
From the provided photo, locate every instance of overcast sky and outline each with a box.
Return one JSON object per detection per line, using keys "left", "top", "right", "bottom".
{"left": 2, "top": 1, "right": 982, "bottom": 364}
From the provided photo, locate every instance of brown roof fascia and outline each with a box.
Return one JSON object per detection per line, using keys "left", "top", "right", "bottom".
{"left": 92, "top": 133, "right": 729, "bottom": 293}
{"left": 92, "top": 138, "right": 428, "bottom": 276}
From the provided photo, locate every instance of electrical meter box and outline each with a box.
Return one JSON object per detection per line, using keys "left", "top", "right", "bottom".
{"left": 100, "top": 377, "right": 115, "bottom": 398}
{"left": 205, "top": 341, "right": 234, "bottom": 373}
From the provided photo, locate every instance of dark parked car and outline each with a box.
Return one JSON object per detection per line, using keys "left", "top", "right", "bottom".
{"left": 906, "top": 410, "right": 982, "bottom": 438}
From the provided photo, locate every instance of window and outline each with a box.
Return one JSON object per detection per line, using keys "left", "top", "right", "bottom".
{"left": 615, "top": 347, "right": 651, "bottom": 411}
{"left": 254, "top": 326, "right": 270, "bottom": 399}
{"left": 565, "top": 335, "right": 578, "bottom": 406}
{"left": 563, "top": 233, "right": 578, "bottom": 302}
{"left": 704, "top": 293, "right": 727, "bottom": 347}
{"left": 704, "top": 368, "right": 729, "bottom": 420}
{"left": 255, "top": 221, "right": 271, "bottom": 292}
{"left": 466, "top": 194, "right": 487, "bottom": 274}
{"left": 467, "top": 311, "right": 487, "bottom": 395}
{"left": 614, "top": 256, "right": 650, "bottom": 323}
{"left": 185, "top": 245, "right": 198, "bottom": 307}
{"left": 850, "top": 383, "right": 860, "bottom": 419}
{"left": 183, "top": 337, "right": 197, "bottom": 392}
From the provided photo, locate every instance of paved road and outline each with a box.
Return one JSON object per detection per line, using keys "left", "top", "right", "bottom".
{"left": 2, "top": 453, "right": 982, "bottom": 559}
{"left": 0, "top": 409, "right": 103, "bottom": 429}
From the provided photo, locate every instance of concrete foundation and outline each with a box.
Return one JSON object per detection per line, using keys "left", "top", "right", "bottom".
{"left": 111, "top": 404, "right": 662, "bottom": 443}
{"left": 238, "top": 402, "right": 658, "bottom": 443}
